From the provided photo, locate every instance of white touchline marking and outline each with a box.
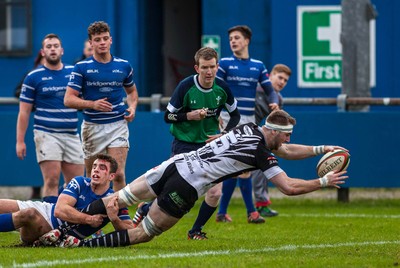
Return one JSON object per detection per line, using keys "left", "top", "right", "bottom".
{"left": 10, "top": 240, "right": 400, "bottom": 268}
{"left": 279, "top": 213, "right": 400, "bottom": 219}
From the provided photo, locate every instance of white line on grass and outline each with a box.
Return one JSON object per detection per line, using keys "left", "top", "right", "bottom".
{"left": 280, "top": 213, "right": 400, "bottom": 218}
{"left": 10, "top": 240, "right": 400, "bottom": 268}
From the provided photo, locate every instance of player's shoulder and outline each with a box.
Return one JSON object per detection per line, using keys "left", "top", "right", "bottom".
{"left": 71, "top": 176, "right": 90, "bottom": 186}
{"left": 176, "top": 75, "right": 196, "bottom": 91}
{"left": 74, "top": 57, "right": 95, "bottom": 69}
{"left": 64, "top": 64, "right": 74, "bottom": 70}
{"left": 249, "top": 58, "right": 266, "bottom": 68}
{"left": 219, "top": 56, "right": 235, "bottom": 62}
{"left": 218, "top": 56, "right": 234, "bottom": 66}
{"left": 112, "top": 55, "right": 131, "bottom": 65}
{"left": 26, "top": 66, "right": 46, "bottom": 77}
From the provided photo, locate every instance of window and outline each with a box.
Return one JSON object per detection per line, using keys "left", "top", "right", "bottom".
{"left": 0, "top": 0, "right": 32, "bottom": 56}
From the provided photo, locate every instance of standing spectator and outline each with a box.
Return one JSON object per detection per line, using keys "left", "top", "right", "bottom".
{"left": 14, "top": 50, "right": 45, "bottom": 200}
{"left": 74, "top": 39, "right": 93, "bottom": 63}
{"left": 16, "top": 33, "right": 84, "bottom": 203}
{"left": 252, "top": 63, "right": 292, "bottom": 217}
{"left": 216, "top": 25, "right": 279, "bottom": 223}
{"left": 64, "top": 21, "right": 139, "bottom": 191}
{"left": 131, "top": 47, "right": 240, "bottom": 240}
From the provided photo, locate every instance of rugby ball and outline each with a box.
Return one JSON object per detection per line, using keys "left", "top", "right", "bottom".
{"left": 316, "top": 150, "right": 350, "bottom": 177}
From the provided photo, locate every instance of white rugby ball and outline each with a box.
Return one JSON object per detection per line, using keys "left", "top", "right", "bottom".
{"left": 316, "top": 149, "right": 350, "bottom": 177}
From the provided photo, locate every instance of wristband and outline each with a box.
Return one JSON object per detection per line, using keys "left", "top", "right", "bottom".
{"left": 319, "top": 175, "right": 328, "bottom": 188}
{"left": 313, "top": 145, "right": 325, "bottom": 155}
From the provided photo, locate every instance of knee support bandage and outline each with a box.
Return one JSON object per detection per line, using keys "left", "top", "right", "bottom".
{"left": 142, "top": 215, "right": 163, "bottom": 237}
{"left": 118, "top": 185, "right": 139, "bottom": 206}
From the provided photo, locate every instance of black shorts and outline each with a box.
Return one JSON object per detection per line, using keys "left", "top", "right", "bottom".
{"left": 150, "top": 163, "right": 198, "bottom": 218}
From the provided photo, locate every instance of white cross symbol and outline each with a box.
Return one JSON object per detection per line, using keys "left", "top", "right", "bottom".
{"left": 203, "top": 38, "right": 219, "bottom": 50}
{"left": 317, "top": 13, "right": 341, "bottom": 54}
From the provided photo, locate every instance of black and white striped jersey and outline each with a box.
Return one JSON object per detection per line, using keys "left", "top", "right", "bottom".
{"left": 173, "top": 122, "right": 284, "bottom": 196}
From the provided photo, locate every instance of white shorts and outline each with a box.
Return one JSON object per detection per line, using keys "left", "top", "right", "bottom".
{"left": 81, "top": 120, "right": 130, "bottom": 159}
{"left": 220, "top": 111, "right": 255, "bottom": 129}
{"left": 33, "top": 130, "right": 84, "bottom": 164}
{"left": 16, "top": 200, "right": 56, "bottom": 229}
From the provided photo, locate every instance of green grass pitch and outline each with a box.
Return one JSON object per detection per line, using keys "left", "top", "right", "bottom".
{"left": 0, "top": 191, "right": 399, "bottom": 268}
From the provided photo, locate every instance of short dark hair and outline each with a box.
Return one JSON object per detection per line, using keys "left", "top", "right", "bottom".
{"left": 87, "top": 21, "right": 111, "bottom": 40}
{"left": 42, "top": 33, "right": 61, "bottom": 48}
{"left": 95, "top": 154, "right": 118, "bottom": 173}
{"left": 194, "top": 47, "right": 218, "bottom": 65}
{"left": 228, "top": 25, "right": 252, "bottom": 41}
{"left": 266, "top": 110, "right": 296, "bottom": 126}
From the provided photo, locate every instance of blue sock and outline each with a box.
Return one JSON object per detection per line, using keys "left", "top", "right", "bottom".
{"left": 0, "top": 214, "right": 15, "bottom": 232}
{"left": 238, "top": 178, "right": 256, "bottom": 215}
{"left": 189, "top": 200, "right": 217, "bottom": 233}
{"left": 142, "top": 202, "right": 152, "bottom": 215}
{"left": 43, "top": 196, "right": 58, "bottom": 203}
{"left": 218, "top": 178, "right": 237, "bottom": 214}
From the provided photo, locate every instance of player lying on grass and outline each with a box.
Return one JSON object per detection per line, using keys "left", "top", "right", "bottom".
{"left": 40, "top": 110, "right": 349, "bottom": 248}
{"left": 0, "top": 154, "right": 133, "bottom": 246}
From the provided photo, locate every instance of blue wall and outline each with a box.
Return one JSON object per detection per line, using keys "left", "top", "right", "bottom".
{"left": 1, "top": 111, "right": 399, "bottom": 188}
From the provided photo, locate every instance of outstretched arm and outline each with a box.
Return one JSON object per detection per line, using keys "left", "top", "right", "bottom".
{"left": 270, "top": 170, "right": 348, "bottom": 196}
{"left": 274, "top": 144, "right": 349, "bottom": 160}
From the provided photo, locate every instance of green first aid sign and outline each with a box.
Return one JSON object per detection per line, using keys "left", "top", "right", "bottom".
{"left": 297, "top": 5, "right": 375, "bottom": 88}
{"left": 298, "top": 6, "right": 342, "bottom": 87}
{"left": 202, "top": 35, "right": 221, "bottom": 59}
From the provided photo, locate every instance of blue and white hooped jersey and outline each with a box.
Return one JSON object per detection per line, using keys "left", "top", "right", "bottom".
{"left": 19, "top": 65, "right": 79, "bottom": 134}
{"left": 50, "top": 176, "right": 131, "bottom": 239}
{"left": 217, "top": 55, "right": 273, "bottom": 116}
{"left": 68, "top": 56, "right": 135, "bottom": 124}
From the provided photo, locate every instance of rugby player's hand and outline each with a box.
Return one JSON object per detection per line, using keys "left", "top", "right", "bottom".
{"left": 93, "top": 97, "right": 113, "bottom": 112}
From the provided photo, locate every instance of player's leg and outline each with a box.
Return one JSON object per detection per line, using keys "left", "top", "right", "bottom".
{"left": 61, "top": 162, "right": 84, "bottom": 187}
{"left": 252, "top": 170, "right": 278, "bottom": 217}
{"left": 33, "top": 130, "right": 63, "bottom": 202}
{"left": 39, "top": 160, "right": 62, "bottom": 203}
{"left": 252, "top": 169, "right": 267, "bottom": 206}
{"left": 216, "top": 178, "right": 237, "bottom": 222}
{"left": 238, "top": 178, "right": 265, "bottom": 223}
{"left": 17, "top": 208, "right": 53, "bottom": 244}
{"left": 238, "top": 178, "right": 256, "bottom": 214}
{"left": 84, "top": 157, "right": 96, "bottom": 177}
{"left": 107, "top": 146, "right": 128, "bottom": 191}
{"left": 68, "top": 199, "right": 181, "bottom": 248}
{"left": 0, "top": 200, "right": 20, "bottom": 232}
{"left": 0, "top": 199, "right": 20, "bottom": 213}
{"left": 60, "top": 133, "right": 85, "bottom": 187}
{"left": 187, "top": 183, "right": 222, "bottom": 239}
